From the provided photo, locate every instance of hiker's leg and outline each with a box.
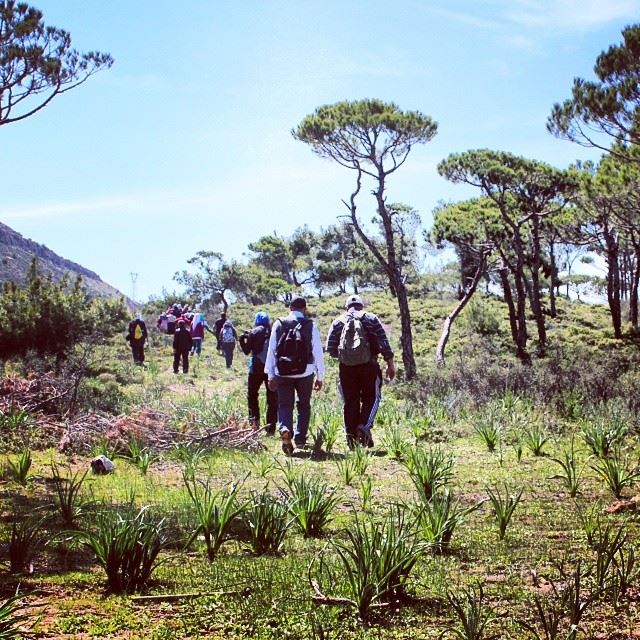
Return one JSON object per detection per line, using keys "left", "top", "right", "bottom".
{"left": 339, "top": 364, "right": 361, "bottom": 443}
{"left": 276, "top": 376, "right": 295, "bottom": 436}
{"left": 173, "top": 350, "right": 180, "bottom": 373}
{"left": 293, "top": 374, "right": 314, "bottom": 446}
{"left": 247, "top": 371, "right": 262, "bottom": 425}
{"left": 264, "top": 373, "right": 278, "bottom": 432}
{"left": 360, "top": 362, "right": 382, "bottom": 430}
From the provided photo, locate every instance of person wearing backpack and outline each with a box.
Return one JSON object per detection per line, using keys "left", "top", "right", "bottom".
{"left": 219, "top": 319, "right": 238, "bottom": 368}
{"left": 326, "top": 294, "right": 395, "bottom": 448}
{"left": 125, "top": 314, "right": 148, "bottom": 366}
{"left": 265, "top": 296, "right": 325, "bottom": 455}
{"left": 190, "top": 313, "right": 214, "bottom": 355}
{"left": 240, "top": 312, "right": 277, "bottom": 434}
{"left": 172, "top": 319, "right": 193, "bottom": 374}
{"left": 213, "top": 312, "right": 227, "bottom": 352}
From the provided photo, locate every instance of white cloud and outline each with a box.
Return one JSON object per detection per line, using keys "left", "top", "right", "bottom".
{"left": 505, "top": 0, "right": 640, "bottom": 29}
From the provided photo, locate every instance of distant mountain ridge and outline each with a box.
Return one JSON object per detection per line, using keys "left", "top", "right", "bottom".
{"left": 0, "top": 221, "right": 127, "bottom": 300}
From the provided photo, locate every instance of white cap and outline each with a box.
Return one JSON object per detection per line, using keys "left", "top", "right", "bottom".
{"left": 345, "top": 294, "right": 364, "bottom": 309}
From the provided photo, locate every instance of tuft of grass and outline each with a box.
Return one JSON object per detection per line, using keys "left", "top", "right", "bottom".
{"left": 404, "top": 445, "right": 455, "bottom": 501}
{"left": 183, "top": 474, "right": 245, "bottom": 560}
{"left": 486, "top": 483, "right": 523, "bottom": 540}
{"left": 9, "top": 514, "right": 49, "bottom": 574}
{"left": 382, "top": 423, "right": 409, "bottom": 461}
{"left": 523, "top": 423, "right": 549, "bottom": 457}
{"left": 591, "top": 451, "right": 640, "bottom": 499}
{"left": 312, "top": 506, "right": 426, "bottom": 620}
{"left": 580, "top": 417, "right": 627, "bottom": 459}
{"left": 6, "top": 449, "right": 32, "bottom": 486}
{"left": 78, "top": 503, "right": 170, "bottom": 593}
{"left": 441, "top": 583, "right": 496, "bottom": 640}
{"left": 0, "top": 592, "right": 32, "bottom": 639}
{"left": 549, "top": 438, "right": 585, "bottom": 497}
{"left": 474, "top": 414, "right": 501, "bottom": 453}
{"left": 242, "top": 488, "right": 291, "bottom": 556}
{"left": 282, "top": 474, "right": 340, "bottom": 538}
{"left": 50, "top": 463, "right": 90, "bottom": 527}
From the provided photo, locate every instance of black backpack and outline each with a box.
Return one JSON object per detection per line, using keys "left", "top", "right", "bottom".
{"left": 275, "top": 318, "right": 312, "bottom": 375}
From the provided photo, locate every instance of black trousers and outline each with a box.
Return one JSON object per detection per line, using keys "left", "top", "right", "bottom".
{"left": 130, "top": 339, "right": 145, "bottom": 364}
{"left": 338, "top": 361, "right": 382, "bottom": 437}
{"left": 247, "top": 361, "right": 278, "bottom": 429}
{"left": 173, "top": 349, "right": 189, "bottom": 373}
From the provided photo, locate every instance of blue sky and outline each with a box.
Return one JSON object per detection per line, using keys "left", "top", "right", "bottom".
{"left": 1, "top": 0, "right": 638, "bottom": 300}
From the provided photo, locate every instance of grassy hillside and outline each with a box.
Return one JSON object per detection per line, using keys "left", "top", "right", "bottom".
{"left": 1, "top": 290, "right": 639, "bottom": 639}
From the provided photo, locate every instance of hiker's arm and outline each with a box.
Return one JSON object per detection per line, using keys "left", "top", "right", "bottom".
{"left": 384, "top": 357, "right": 396, "bottom": 381}
{"left": 265, "top": 321, "right": 279, "bottom": 388}
{"left": 325, "top": 320, "right": 341, "bottom": 358}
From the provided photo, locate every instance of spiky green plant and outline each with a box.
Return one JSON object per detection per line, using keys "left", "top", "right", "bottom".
{"left": 382, "top": 423, "right": 409, "bottom": 461}
{"left": 523, "top": 424, "right": 549, "bottom": 457}
{"left": 249, "top": 451, "right": 277, "bottom": 478}
{"left": 350, "top": 444, "right": 370, "bottom": 476}
{"left": 335, "top": 454, "right": 357, "bottom": 486}
{"left": 283, "top": 475, "right": 339, "bottom": 538}
{"left": 358, "top": 475, "right": 373, "bottom": 512}
{"left": 312, "top": 506, "right": 426, "bottom": 619}
{"left": 0, "top": 593, "right": 32, "bottom": 639}
{"left": 518, "top": 561, "right": 592, "bottom": 640}
{"left": 8, "top": 514, "right": 49, "bottom": 574}
{"left": 404, "top": 445, "right": 455, "bottom": 501}
{"left": 78, "top": 503, "right": 170, "bottom": 593}
{"left": 50, "top": 463, "right": 90, "bottom": 527}
{"left": 6, "top": 450, "right": 32, "bottom": 486}
{"left": 550, "top": 439, "right": 585, "bottom": 497}
{"left": 414, "top": 490, "right": 480, "bottom": 553}
{"left": 580, "top": 417, "right": 627, "bottom": 459}
{"left": 183, "top": 474, "right": 245, "bottom": 560}
{"left": 591, "top": 451, "right": 640, "bottom": 499}
{"left": 243, "top": 488, "right": 291, "bottom": 556}
{"left": 441, "top": 583, "right": 496, "bottom": 640}
{"left": 486, "top": 483, "right": 523, "bottom": 540}
{"left": 474, "top": 417, "right": 501, "bottom": 453}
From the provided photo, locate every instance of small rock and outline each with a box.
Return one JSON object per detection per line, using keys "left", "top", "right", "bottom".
{"left": 90, "top": 455, "right": 115, "bottom": 475}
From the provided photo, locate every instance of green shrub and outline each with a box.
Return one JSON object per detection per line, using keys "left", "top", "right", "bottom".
{"left": 242, "top": 489, "right": 291, "bottom": 556}
{"left": 283, "top": 475, "right": 339, "bottom": 538}
{"left": 78, "top": 503, "right": 170, "bottom": 593}
{"left": 404, "top": 445, "right": 455, "bottom": 501}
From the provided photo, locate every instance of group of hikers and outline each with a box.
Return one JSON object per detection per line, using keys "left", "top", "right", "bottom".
{"left": 125, "top": 294, "right": 395, "bottom": 454}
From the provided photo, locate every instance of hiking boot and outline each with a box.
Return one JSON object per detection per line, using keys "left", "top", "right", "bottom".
{"left": 357, "top": 426, "right": 374, "bottom": 448}
{"left": 281, "top": 430, "right": 294, "bottom": 456}
{"left": 265, "top": 424, "right": 276, "bottom": 436}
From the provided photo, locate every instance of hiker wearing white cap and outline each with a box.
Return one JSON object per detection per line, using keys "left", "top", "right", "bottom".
{"left": 325, "top": 294, "right": 395, "bottom": 448}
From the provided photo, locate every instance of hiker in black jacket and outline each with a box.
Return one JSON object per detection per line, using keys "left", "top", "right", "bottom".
{"left": 239, "top": 311, "right": 277, "bottom": 434}
{"left": 125, "top": 315, "right": 148, "bottom": 365}
{"left": 326, "top": 295, "right": 395, "bottom": 448}
{"left": 172, "top": 320, "right": 193, "bottom": 373}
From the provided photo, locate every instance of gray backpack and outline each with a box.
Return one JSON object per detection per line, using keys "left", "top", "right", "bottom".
{"left": 338, "top": 311, "right": 371, "bottom": 366}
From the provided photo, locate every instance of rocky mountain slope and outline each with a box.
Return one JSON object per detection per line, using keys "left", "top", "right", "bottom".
{"left": 0, "top": 221, "right": 126, "bottom": 299}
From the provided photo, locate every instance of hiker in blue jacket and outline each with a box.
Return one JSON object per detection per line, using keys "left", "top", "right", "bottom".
{"left": 325, "top": 295, "right": 395, "bottom": 448}
{"left": 239, "top": 312, "right": 277, "bottom": 434}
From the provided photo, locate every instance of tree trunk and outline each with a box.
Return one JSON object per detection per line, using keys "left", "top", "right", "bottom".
{"left": 604, "top": 231, "right": 622, "bottom": 338}
{"left": 436, "top": 252, "right": 488, "bottom": 366}
{"left": 630, "top": 243, "right": 640, "bottom": 330}
{"left": 528, "top": 218, "right": 547, "bottom": 356}
{"left": 548, "top": 240, "right": 557, "bottom": 318}
{"left": 498, "top": 267, "right": 518, "bottom": 346}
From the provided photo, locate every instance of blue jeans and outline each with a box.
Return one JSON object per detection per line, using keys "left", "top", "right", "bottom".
{"left": 276, "top": 374, "right": 314, "bottom": 445}
{"left": 191, "top": 338, "right": 202, "bottom": 355}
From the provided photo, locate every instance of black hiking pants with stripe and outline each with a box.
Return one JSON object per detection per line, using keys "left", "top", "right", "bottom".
{"left": 337, "top": 360, "right": 382, "bottom": 438}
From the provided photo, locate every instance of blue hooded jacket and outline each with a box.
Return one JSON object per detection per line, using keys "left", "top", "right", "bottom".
{"left": 249, "top": 312, "right": 271, "bottom": 372}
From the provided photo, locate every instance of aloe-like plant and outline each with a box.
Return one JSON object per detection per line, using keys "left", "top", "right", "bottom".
{"left": 243, "top": 488, "right": 291, "bottom": 555}
{"left": 350, "top": 444, "right": 370, "bottom": 476}
{"left": 523, "top": 424, "right": 549, "bottom": 457}
{"left": 591, "top": 451, "right": 640, "bottom": 499}
{"left": 580, "top": 417, "right": 627, "bottom": 459}
{"left": 414, "top": 490, "right": 479, "bottom": 553}
{"left": 311, "top": 506, "right": 426, "bottom": 619}
{"left": 50, "top": 463, "right": 90, "bottom": 527}
{"left": 0, "top": 593, "right": 31, "bottom": 639}
{"left": 6, "top": 450, "right": 32, "bottom": 486}
{"left": 486, "top": 483, "right": 523, "bottom": 540}
{"left": 8, "top": 514, "right": 49, "bottom": 574}
{"left": 550, "top": 439, "right": 585, "bottom": 497}
{"left": 78, "top": 503, "right": 170, "bottom": 593}
{"left": 283, "top": 474, "right": 339, "bottom": 538}
{"left": 335, "top": 455, "right": 357, "bottom": 486}
{"left": 404, "top": 445, "right": 455, "bottom": 501}
{"left": 358, "top": 475, "right": 373, "bottom": 511}
{"left": 183, "top": 474, "right": 245, "bottom": 560}
{"left": 518, "top": 560, "right": 592, "bottom": 640}
{"left": 382, "top": 423, "right": 409, "bottom": 461}
{"left": 474, "top": 417, "right": 501, "bottom": 453}
{"left": 249, "top": 451, "right": 277, "bottom": 478}
{"left": 126, "top": 436, "right": 155, "bottom": 475}
{"left": 441, "top": 583, "right": 496, "bottom": 640}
